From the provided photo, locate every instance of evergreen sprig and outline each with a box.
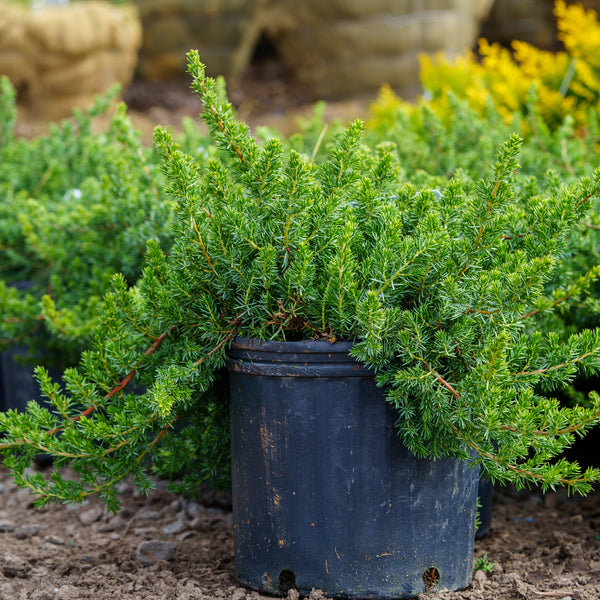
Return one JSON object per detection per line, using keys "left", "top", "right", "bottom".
{"left": 2, "top": 52, "right": 600, "bottom": 511}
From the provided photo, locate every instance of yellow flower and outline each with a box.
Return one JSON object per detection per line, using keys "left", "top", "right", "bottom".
{"left": 555, "top": 0, "right": 600, "bottom": 70}
{"left": 367, "top": 84, "right": 413, "bottom": 132}
{"left": 369, "top": 1, "right": 600, "bottom": 137}
{"left": 512, "top": 41, "right": 570, "bottom": 91}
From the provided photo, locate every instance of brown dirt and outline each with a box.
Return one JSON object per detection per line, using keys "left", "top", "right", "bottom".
{"left": 0, "top": 463, "right": 598, "bottom": 600}
{"left": 13, "top": 59, "right": 370, "bottom": 145}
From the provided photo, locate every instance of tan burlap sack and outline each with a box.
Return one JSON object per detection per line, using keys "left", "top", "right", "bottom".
{"left": 132, "top": 0, "right": 254, "bottom": 80}
{"left": 0, "top": 0, "right": 142, "bottom": 119}
{"left": 275, "top": 0, "right": 494, "bottom": 99}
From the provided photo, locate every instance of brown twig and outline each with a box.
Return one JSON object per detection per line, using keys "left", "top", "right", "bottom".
{"left": 423, "top": 365, "right": 600, "bottom": 439}
{"left": 578, "top": 192, "right": 593, "bottom": 207}
{"left": 43, "top": 327, "right": 175, "bottom": 436}
{"left": 500, "top": 231, "right": 532, "bottom": 240}
{"left": 424, "top": 363, "right": 460, "bottom": 399}
{"left": 514, "top": 349, "right": 597, "bottom": 377}
{"left": 500, "top": 414, "right": 600, "bottom": 438}
{"left": 193, "top": 330, "right": 238, "bottom": 368}
{"left": 520, "top": 292, "right": 573, "bottom": 320}
{"left": 451, "top": 426, "right": 585, "bottom": 487}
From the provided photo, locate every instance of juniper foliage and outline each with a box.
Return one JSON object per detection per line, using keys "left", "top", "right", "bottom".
{"left": 0, "top": 77, "right": 175, "bottom": 366}
{"left": 366, "top": 87, "right": 600, "bottom": 353}
{"left": 2, "top": 52, "right": 600, "bottom": 511}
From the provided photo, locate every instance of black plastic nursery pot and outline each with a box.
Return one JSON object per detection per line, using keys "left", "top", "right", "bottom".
{"left": 475, "top": 476, "right": 493, "bottom": 540}
{"left": 226, "top": 338, "right": 479, "bottom": 599}
{"left": 0, "top": 345, "right": 58, "bottom": 414}
{"left": 0, "top": 345, "right": 63, "bottom": 466}
{"left": 0, "top": 281, "right": 61, "bottom": 415}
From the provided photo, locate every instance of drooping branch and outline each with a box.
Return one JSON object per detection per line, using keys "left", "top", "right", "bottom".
{"left": 451, "top": 425, "right": 598, "bottom": 491}
{"left": 424, "top": 363, "right": 460, "bottom": 399}
{"left": 425, "top": 365, "right": 600, "bottom": 440}
{"left": 41, "top": 326, "right": 177, "bottom": 436}
{"left": 192, "top": 329, "right": 238, "bottom": 368}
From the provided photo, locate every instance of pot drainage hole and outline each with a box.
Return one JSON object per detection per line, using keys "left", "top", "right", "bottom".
{"left": 423, "top": 567, "right": 440, "bottom": 591}
{"left": 278, "top": 569, "right": 296, "bottom": 594}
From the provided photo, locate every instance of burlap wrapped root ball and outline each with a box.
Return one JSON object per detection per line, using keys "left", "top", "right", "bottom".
{"left": 0, "top": 0, "right": 142, "bottom": 119}
{"left": 272, "top": 0, "right": 495, "bottom": 99}
{"left": 133, "top": 0, "right": 255, "bottom": 81}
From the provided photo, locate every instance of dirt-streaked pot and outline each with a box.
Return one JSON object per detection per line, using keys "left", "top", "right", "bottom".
{"left": 227, "top": 337, "right": 478, "bottom": 598}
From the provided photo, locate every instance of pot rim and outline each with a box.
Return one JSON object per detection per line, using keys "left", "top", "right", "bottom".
{"left": 231, "top": 336, "right": 356, "bottom": 354}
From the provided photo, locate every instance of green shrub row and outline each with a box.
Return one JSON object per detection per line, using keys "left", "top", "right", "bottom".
{"left": 0, "top": 78, "right": 176, "bottom": 366}
{"left": 1, "top": 26, "right": 600, "bottom": 508}
{"left": 0, "top": 50, "right": 600, "bottom": 510}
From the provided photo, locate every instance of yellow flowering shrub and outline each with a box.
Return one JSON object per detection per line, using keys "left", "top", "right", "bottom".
{"left": 555, "top": 0, "right": 600, "bottom": 104}
{"left": 367, "top": 83, "right": 414, "bottom": 135}
{"left": 556, "top": 0, "right": 600, "bottom": 70}
{"left": 414, "top": 0, "right": 600, "bottom": 131}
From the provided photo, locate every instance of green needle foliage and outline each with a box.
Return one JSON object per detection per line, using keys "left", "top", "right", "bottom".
{"left": 0, "top": 77, "right": 175, "bottom": 367}
{"left": 2, "top": 51, "right": 600, "bottom": 512}
{"left": 366, "top": 87, "right": 600, "bottom": 340}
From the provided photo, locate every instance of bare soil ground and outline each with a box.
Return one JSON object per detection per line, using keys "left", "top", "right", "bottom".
{"left": 0, "top": 463, "right": 598, "bottom": 600}
{"left": 120, "top": 57, "right": 371, "bottom": 141}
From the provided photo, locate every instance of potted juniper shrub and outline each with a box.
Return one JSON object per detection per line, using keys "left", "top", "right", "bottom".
{"left": 2, "top": 51, "right": 600, "bottom": 598}
{"left": 0, "top": 76, "right": 175, "bottom": 413}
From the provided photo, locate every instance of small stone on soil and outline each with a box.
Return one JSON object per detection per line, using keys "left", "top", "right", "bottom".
{"left": 97, "top": 515, "right": 123, "bottom": 532}
{"left": 0, "top": 520, "right": 14, "bottom": 532}
{"left": 184, "top": 501, "right": 206, "bottom": 520}
{"left": 135, "top": 507, "right": 161, "bottom": 521}
{"left": 44, "top": 535, "right": 66, "bottom": 545}
{"left": 78, "top": 506, "right": 104, "bottom": 525}
{"left": 473, "top": 569, "right": 488, "bottom": 589}
{"left": 1, "top": 552, "right": 30, "bottom": 578}
{"left": 135, "top": 540, "right": 178, "bottom": 566}
{"left": 133, "top": 526, "right": 158, "bottom": 537}
{"left": 189, "top": 516, "right": 207, "bottom": 530}
{"left": 161, "top": 517, "right": 185, "bottom": 534}
{"left": 13, "top": 524, "right": 39, "bottom": 539}
{"left": 231, "top": 587, "right": 247, "bottom": 600}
